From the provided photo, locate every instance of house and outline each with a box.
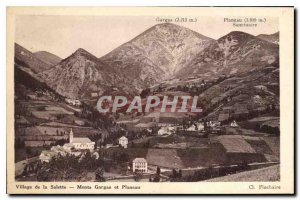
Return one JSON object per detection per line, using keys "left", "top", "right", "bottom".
{"left": 65, "top": 98, "right": 82, "bottom": 106}
{"left": 187, "top": 124, "right": 197, "bottom": 131}
{"left": 74, "top": 120, "right": 85, "bottom": 126}
{"left": 91, "top": 92, "right": 99, "bottom": 98}
{"left": 158, "top": 126, "right": 173, "bottom": 136}
{"left": 230, "top": 120, "right": 239, "bottom": 127}
{"left": 186, "top": 123, "right": 204, "bottom": 131}
{"left": 51, "top": 145, "right": 67, "bottom": 154}
{"left": 63, "top": 143, "right": 74, "bottom": 151}
{"left": 73, "top": 100, "right": 82, "bottom": 106}
{"left": 119, "top": 136, "right": 128, "bottom": 148}
{"left": 207, "top": 121, "right": 221, "bottom": 127}
{"left": 65, "top": 128, "right": 95, "bottom": 150}
{"left": 132, "top": 158, "right": 148, "bottom": 173}
{"left": 39, "top": 150, "right": 57, "bottom": 163}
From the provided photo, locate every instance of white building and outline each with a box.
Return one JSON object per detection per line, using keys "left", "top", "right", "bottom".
{"left": 132, "top": 158, "right": 148, "bottom": 173}
{"left": 118, "top": 136, "right": 128, "bottom": 148}
{"left": 67, "top": 128, "right": 95, "bottom": 150}
{"left": 65, "top": 98, "right": 82, "bottom": 106}
{"left": 187, "top": 123, "right": 204, "bottom": 131}
{"left": 39, "top": 150, "right": 56, "bottom": 163}
{"left": 39, "top": 129, "right": 95, "bottom": 163}
{"left": 158, "top": 125, "right": 174, "bottom": 136}
{"left": 230, "top": 120, "right": 239, "bottom": 127}
{"left": 91, "top": 92, "right": 99, "bottom": 98}
{"left": 74, "top": 120, "right": 85, "bottom": 126}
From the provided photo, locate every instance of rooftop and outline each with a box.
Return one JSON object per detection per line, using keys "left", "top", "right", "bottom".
{"left": 133, "top": 158, "right": 147, "bottom": 163}
{"left": 119, "top": 136, "right": 128, "bottom": 140}
{"left": 72, "top": 137, "right": 92, "bottom": 143}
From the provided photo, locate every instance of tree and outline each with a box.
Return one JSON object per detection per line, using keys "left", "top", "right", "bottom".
{"left": 156, "top": 167, "right": 161, "bottom": 175}
{"left": 178, "top": 170, "right": 182, "bottom": 178}
{"left": 26, "top": 147, "right": 32, "bottom": 155}
{"left": 153, "top": 175, "right": 160, "bottom": 182}
{"left": 95, "top": 167, "right": 105, "bottom": 182}
{"left": 172, "top": 169, "right": 178, "bottom": 178}
{"left": 134, "top": 172, "right": 142, "bottom": 182}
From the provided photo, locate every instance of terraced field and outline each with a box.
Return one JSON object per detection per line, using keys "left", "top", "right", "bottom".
{"left": 206, "top": 165, "right": 280, "bottom": 182}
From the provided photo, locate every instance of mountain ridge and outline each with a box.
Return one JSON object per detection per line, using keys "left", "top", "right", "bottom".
{"left": 34, "top": 51, "right": 62, "bottom": 66}
{"left": 17, "top": 23, "right": 279, "bottom": 100}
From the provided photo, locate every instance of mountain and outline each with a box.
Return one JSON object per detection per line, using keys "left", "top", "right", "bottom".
{"left": 257, "top": 32, "right": 279, "bottom": 44}
{"left": 176, "top": 31, "right": 279, "bottom": 77}
{"left": 36, "top": 24, "right": 279, "bottom": 101}
{"left": 15, "top": 43, "right": 53, "bottom": 73}
{"left": 34, "top": 51, "right": 62, "bottom": 66}
{"left": 100, "top": 23, "right": 213, "bottom": 82}
{"left": 40, "top": 23, "right": 215, "bottom": 99}
{"left": 40, "top": 48, "right": 112, "bottom": 99}
{"left": 39, "top": 48, "right": 138, "bottom": 99}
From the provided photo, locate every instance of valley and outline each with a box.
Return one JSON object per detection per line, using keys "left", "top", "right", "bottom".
{"left": 14, "top": 22, "right": 280, "bottom": 182}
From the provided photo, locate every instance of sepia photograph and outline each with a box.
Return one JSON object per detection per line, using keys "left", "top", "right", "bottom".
{"left": 6, "top": 7, "right": 294, "bottom": 194}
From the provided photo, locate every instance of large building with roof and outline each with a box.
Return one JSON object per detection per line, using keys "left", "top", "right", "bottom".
{"left": 132, "top": 158, "right": 148, "bottom": 173}
{"left": 210, "top": 135, "right": 266, "bottom": 165}
{"left": 118, "top": 136, "right": 128, "bottom": 148}
{"left": 65, "top": 128, "right": 95, "bottom": 150}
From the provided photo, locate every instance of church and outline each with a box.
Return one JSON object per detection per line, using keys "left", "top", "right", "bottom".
{"left": 63, "top": 128, "right": 95, "bottom": 150}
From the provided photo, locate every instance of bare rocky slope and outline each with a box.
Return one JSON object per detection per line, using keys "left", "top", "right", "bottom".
{"left": 257, "top": 32, "right": 279, "bottom": 44}
{"left": 19, "top": 23, "right": 279, "bottom": 101}
{"left": 34, "top": 51, "right": 62, "bottom": 66}
{"left": 15, "top": 43, "right": 53, "bottom": 73}
{"left": 39, "top": 48, "right": 134, "bottom": 99}
{"left": 40, "top": 23, "right": 214, "bottom": 98}
{"left": 176, "top": 31, "right": 279, "bottom": 77}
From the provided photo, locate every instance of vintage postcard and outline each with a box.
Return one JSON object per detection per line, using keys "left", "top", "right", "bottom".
{"left": 7, "top": 7, "right": 294, "bottom": 194}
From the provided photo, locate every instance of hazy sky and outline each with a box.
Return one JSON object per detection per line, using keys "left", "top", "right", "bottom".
{"left": 15, "top": 15, "right": 278, "bottom": 59}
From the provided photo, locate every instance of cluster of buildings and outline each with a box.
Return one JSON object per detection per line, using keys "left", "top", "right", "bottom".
{"left": 39, "top": 129, "right": 95, "bottom": 162}
{"left": 38, "top": 128, "right": 150, "bottom": 174}
{"left": 117, "top": 112, "right": 193, "bottom": 133}
{"left": 65, "top": 98, "right": 82, "bottom": 106}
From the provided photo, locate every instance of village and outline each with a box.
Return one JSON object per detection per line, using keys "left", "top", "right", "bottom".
{"left": 14, "top": 64, "right": 280, "bottom": 182}
{"left": 14, "top": 89, "right": 279, "bottom": 182}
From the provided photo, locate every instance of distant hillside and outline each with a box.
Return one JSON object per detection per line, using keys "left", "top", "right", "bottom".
{"left": 34, "top": 51, "right": 62, "bottom": 66}
{"left": 176, "top": 31, "right": 279, "bottom": 77}
{"left": 15, "top": 43, "right": 52, "bottom": 73}
{"left": 257, "top": 32, "right": 279, "bottom": 44}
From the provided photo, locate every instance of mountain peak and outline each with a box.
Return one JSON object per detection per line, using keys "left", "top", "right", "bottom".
{"left": 74, "top": 48, "right": 92, "bottom": 55}
{"left": 69, "top": 48, "right": 99, "bottom": 62}
{"left": 153, "top": 22, "right": 181, "bottom": 28}
{"left": 226, "top": 31, "right": 255, "bottom": 38}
